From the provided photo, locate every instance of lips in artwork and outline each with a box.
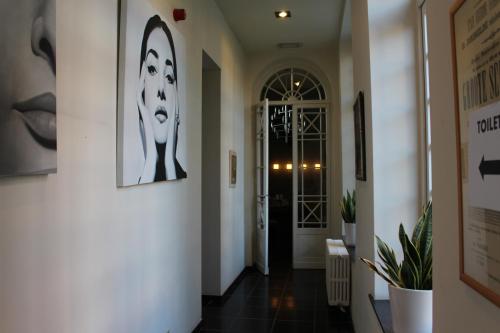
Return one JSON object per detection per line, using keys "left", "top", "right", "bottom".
{"left": 13, "top": 92, "right": 57, "bottom": 150}
{"left": 154, "top": 106, "right": 168, "bottom": 124}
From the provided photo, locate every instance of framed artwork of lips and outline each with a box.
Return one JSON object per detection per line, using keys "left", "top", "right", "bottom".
{"left": 0, "top": 0, "right": 57, "bottom": 177}
{"left": 117, "top": 0, "right": 188, "bottom": 187}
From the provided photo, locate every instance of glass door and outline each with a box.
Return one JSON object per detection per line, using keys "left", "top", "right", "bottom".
{"left": 292, "top": 103, "right": 329, "bottom": 268}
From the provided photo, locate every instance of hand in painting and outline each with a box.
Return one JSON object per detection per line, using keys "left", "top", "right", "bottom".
{"left": 164, "top": 83, "right": 177, "bottom": 180}
{"left": 137, "top": 64, "right": 157, "bottom": 184}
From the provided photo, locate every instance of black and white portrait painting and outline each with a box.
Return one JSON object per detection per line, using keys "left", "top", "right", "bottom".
{"left": 0, "top": 0, "right": 57, "bottom": 177}
{"left": 118, "top": 0, "right": 187, "bottom": 187}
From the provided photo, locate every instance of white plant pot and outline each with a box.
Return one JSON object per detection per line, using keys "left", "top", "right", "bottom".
{"left": 344, "top": 223, "right": 356, "bottom": 246}
{"left": 388, "top": 285, "right": 433, "bottom": 333}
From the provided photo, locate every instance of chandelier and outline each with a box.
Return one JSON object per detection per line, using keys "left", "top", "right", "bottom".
{"left": 270, "top": 105, "right": 292, "bottom": 143}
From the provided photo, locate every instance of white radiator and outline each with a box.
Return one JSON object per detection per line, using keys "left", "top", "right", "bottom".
{"left": 325, "top": 239, "right": 351, "bottom": 306}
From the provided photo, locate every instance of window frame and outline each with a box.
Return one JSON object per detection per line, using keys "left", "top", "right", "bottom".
{"left": 417, "top": 0, "right": 432, "bottom": 204}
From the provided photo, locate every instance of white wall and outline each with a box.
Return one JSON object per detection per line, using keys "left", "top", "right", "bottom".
{"left": 214, "top": 21, "right": 246, "bottom": 295}
{"left": 349, "top": 0, "right": 421, "bottom": 332}
{"left": 339, "top": 0, "right": 355, "bottom": 196}
{"left": 427, "top": 0, "right": 500, "bottom": 331}
{"left": 0, "top": 0, "right": 245, "bottom": 332}
{"left": 243, "top": 46, "right": 343, "bottom": 266}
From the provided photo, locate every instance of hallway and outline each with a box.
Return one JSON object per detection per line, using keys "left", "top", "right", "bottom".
{"left": 195, "top": 266, "right": 354, "bottom": 333}
{"left": 4, "top": 1, "right": 500, "bottom": 333}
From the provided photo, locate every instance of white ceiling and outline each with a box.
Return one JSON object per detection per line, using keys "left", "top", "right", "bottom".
{"left": 214, "top": 0, "right": 345, "bottom": 52}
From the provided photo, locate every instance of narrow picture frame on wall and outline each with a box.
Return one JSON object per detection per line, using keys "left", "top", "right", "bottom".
{"left": 229, "top": 150, "right": 237, "bottom": 187}
{"left": 354, "top": 91, "right": 366, "bottom": 181}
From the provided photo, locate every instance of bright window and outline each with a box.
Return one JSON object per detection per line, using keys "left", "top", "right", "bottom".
{"left": 420, "top": 0, "right": 432, "bottom": 200}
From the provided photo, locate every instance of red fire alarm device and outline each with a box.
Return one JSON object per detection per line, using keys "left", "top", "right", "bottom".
{"left": 173, "top": 9, "right": 186, "bottom": 22}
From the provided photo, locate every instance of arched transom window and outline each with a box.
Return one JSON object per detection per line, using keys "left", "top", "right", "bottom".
{"left": 260, "top": 67, "right": 326, "bottom": 101}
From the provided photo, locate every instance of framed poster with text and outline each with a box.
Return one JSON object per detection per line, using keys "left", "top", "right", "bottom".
{"left": 451, "top": 0, "right": 500, "bottom": 306}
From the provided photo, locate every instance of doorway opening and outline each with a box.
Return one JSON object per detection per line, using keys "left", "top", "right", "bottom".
{"left": 268, "top": 104, "right": 293, "bottom": 270}
{"left": 256, "top": 66, "right": 329, "bottom": 274}
{"left": 201, "top": 51, "right": 222, "bottom": 295}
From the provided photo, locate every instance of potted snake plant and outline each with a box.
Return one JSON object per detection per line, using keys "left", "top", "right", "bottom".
{"left": 340, "top": 190, "right": 356, "bottom": 246}
{"left": 361, "top": 201, "right": 432, "bottom": 333}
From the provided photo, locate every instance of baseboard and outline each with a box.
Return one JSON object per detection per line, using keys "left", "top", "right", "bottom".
{"left": 202, "top": 266, "right": 254, "bottom": 304}
{"left": 293, "top": 261, "right": 326, "bottom": 269}
{"left": 191, "top": 319, "right": 202, "bottom": 333}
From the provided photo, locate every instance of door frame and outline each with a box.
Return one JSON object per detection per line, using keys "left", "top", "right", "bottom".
{"left": 255, "top": 100, "right": 330, "bottom": 272}
{"left": 255, "top": 99, "right": 269, "bottom": 275}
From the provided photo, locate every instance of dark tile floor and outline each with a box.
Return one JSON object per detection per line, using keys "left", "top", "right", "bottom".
{"left": 193, "top": 265, "right": 355, "bottom": 333}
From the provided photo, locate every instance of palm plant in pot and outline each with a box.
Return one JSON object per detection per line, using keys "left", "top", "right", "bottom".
{"left": 361, "top": 201, "right": 432, "bottom": 333}
{"left": 340, "top": 190, "right": 356, "bottom": 246}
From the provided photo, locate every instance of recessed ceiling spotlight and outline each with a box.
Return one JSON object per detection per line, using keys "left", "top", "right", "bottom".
{"left": 275, "top": 10, "right": 291, "bottom": 19}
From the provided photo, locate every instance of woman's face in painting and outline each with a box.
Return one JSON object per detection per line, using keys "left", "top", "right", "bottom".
{"left": 0, "top": 0, "right": 56, "bottom": 175}
{"left": 143, "top": 27, "right": 176, "bottom": 144}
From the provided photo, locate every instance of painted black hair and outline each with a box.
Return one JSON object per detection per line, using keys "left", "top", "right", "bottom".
{"left": 140, "top": 15, "right": 177, "bottom": 81}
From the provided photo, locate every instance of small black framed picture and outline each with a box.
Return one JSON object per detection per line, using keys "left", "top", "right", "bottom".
{"left": 354, "top": 91, "right": 366, "bottom": 181}
{"left": 229, "top": 150, "right": 237, "bottom": 187}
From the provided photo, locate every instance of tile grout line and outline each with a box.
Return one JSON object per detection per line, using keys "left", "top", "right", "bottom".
{"left": 214, "top": 271, "right": 262, "bottom": 332}
{"left": 233, "top": 272, "right": 264, "bottom": 329}
{"left": 313, "top": 280, "right": 318, "bottom": 333}
{"left": 269, "top": 268, "right": 292, "bottom": 333}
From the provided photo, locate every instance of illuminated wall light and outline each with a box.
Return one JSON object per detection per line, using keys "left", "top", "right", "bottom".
{"left": 314, "top": 163, "right": 321, "bottom": 170}
{"left": 294, "top": 81, "right": 301, "bottom": 87}
{"left": 286, "top": 164, "right": 293, "bottom": 170}
{"left": 273, "top": 164, "right": 280, "bottom": 170}
{"left": 302, "top": 163, "right": 308, "bottom": 169}
{"left": 275, "top": 10, "right": 291, "bottom": 19}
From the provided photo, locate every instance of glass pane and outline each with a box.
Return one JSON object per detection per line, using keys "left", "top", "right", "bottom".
{"left": 270, "top": 78, "right": 284, "bottom": 94}
{"left": 297, "top": 78, "right": 315, "bottom": 99}
{"left": 303, "top": 171, "right": 320, "bottom": 195}
{"left": 266, "top": 88, "right": 282, "bottom": 101}
{"left": 279, "top": 73, "right": 291, "bottom": 94}
{"left": 298, "top": 140, "right": 303, "bottom": 195}
{"left": 319, "top": 86, "right": 326, "bottom": 100}
{"left": 303, "top": 140, "right": 320, "bottom": 168}
{"left": 303, "top": 87, "right": 321, "bottom": 100}
{"left": 298, "top": 202, "right": 303, "bottom": 221}
{"left": 322, "top": 168, "right": 327, "bottom": 194}
{"left": 302, "top": 112, "right": 321, "bottom": 135}
{"left": 322, "top": 202, "right": 327, "bottom": 223}
{"left": 303, "top": 145, "right": 320, "bottom": 195}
